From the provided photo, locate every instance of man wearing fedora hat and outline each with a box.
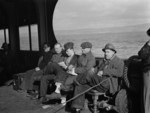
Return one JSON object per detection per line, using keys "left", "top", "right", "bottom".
{"left": 71, "top": 43, "right": 124, "bottom": 113}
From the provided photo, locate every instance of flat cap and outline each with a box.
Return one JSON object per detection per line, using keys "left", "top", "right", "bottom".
{"left": 64, "top": 42, "right": 74, "bottom": 50}
{"left": 81, "top": 42, "right": 92, "bottom": 49}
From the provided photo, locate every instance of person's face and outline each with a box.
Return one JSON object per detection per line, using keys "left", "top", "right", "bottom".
{"left": 66, "top": 48, "right": 74, "bottom": 57}
{"left": 43, "top": 44, "right": 50, "bottom": 52}
{"left": 54, "top": 44, "right": 62, "bottom": 54}
{"left": 82, "top": 48, "right": 91, "bottom": 54}
{"left": 104, "top": 49, "right": 115, "bottom": 60}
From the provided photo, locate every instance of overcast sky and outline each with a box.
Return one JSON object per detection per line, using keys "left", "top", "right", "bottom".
{"left": 53, "top": 0, "right": 150, "bottom": 30}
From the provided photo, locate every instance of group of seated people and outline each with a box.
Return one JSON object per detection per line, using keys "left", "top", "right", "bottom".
{"left": 18, "top": 41, "right": 125, "bottom": 113}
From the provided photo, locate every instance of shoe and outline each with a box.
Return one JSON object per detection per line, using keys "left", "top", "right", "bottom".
{"left": 106, "top": 105, "right": 113, "bottom": 111}
{"left": 30, "top": 94, "right": 39, "bottom": 100}
{"left": 73, "top": 109, "right": 81, "bottom": 113}
{"left": 42, "top": 99, "right": 61, "bottom": 105}
{"left": 27, "top": 90, "right": 35, "bottom": 95}
{"left": 42, "top": 100, "right": 51, "bottom": 105}
{"left": 76, "top": 111, "right": 80, "bottom": 113}
{"left": 42, "top": 105, "right": 52, "bottom": 109}
{"left": 61, "top": 97, "right": 66, "bottom": 106}
{"left": 39, "top": 96, "right": 48, "bottom": 103}
{"left": 17, "top": 90, "right": 27, "bottom": 94}
{"left": 27, "top": 90, "right": 38, "bottom": 98}
{"left": 46, "top": 92, "right": 61, "bottom": 99}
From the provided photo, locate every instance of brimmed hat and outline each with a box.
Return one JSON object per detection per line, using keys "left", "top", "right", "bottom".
{"left": 64, "top": 42, "right": 74, "bottom": 50}
{"left": 81, "top": 42, "right": 92, "bottom": 49}
{"left": 102, "top": 43, "right": 117, "bottom": 53}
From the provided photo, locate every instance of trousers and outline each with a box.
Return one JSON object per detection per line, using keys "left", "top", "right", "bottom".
{"left": 72, "top": 74, "right": 110, "bottom": 109}
{"left": 40, "top": 62, "right": 69, "bottom": 97}
{"left": 143, "top": 70, "right": 150, "bottom": 113}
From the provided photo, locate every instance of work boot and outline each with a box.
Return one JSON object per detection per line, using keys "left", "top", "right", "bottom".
{"left": 72, "top": 109, "right": 81, "bottom": 113}
{"left": 61, "top": 96, "right": 66, "bottom": 106}
{"left": 46, "top": 92, "right": 61, "bottom": 99}
{"left": 39, "top": 96, "right": 48, "bottom": 103}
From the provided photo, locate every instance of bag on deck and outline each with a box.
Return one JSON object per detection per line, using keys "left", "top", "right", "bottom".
{"left": 12, "top": 74, "right": 22, "bottom": 91}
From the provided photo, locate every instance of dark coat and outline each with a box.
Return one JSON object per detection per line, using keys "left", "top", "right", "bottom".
{"left": 50, "top": 52, "right": 65, "bottom": 64}
{"left": 138, "top": 41, "right": 150, "bottom": 72}
{"left": 75, "top": 51, "right": 96, "bottom": 74}
{"left": 68, "top": 54, "right": 79, "bottom": 67}
{"left": 75, "top": 51, "right": 96, "bottom": 84}
{"left": 98, "top": 55, "right": 124, "bottom": 94}
{"left": 38, "top": 50, "right": 53, "bottom": 69}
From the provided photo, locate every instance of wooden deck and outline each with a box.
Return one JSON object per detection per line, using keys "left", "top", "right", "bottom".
{"left": 0, "top": 85, "right": 92, "bottom": 113}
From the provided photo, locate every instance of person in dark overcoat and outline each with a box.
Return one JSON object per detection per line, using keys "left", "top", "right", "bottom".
{"left": 71, "top": 43, "right": 124, "bottom": 113}
{"left": 138, "top": 28, "right": 150, "bottom": 113}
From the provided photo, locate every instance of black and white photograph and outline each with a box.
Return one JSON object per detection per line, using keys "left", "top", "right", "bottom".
{"left": 0, "top": 0, "right": 150, "bottom": 113}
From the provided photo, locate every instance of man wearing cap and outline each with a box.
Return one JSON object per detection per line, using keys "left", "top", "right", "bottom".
{"left": 46, "top": 41, "right": 95, "bottom": 105}
{"left": 51, "top": 41, "right": 95, "bottom": 106}
{"left": 39, "top": 42, "right": 79, "bottom": 103}
{"left": 0, "top": 42, "right": 11, "bottom": 83}
{"left": 71, "top": 43, "right": 124, "bottom": 113}
{"left": 73, "top": 42, "right": 96, "bottom": 84}
{"left": 21, "top": 43, "right": 53, "bottom": 92}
